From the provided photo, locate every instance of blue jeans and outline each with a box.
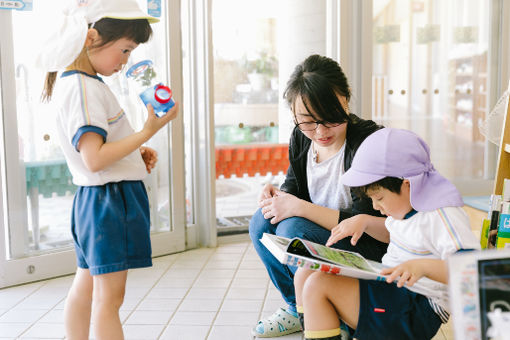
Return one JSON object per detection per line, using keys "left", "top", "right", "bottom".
{"left": 249, "top": 208, "right": 387, "bottom": 312}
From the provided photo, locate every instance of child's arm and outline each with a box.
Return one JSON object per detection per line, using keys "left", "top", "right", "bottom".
{"left": 380, "top": 258, "right": 448, "bottom": 287}
{"left": 79, "top": 103, "right": 178, "bottom": 172}
{"left": 326, "top": 214, "right": 388, "bottom": 246}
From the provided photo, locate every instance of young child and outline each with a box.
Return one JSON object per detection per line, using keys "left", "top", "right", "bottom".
{"left": 37, "top": 1, "right": 178, "bottom": 339}
{"left": 293, "top": 128, "right": 481, "bottom": 340}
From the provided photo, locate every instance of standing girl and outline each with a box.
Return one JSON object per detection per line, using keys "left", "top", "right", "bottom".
{"left": 37, "top": 1, "right": 178, "bottom": 339}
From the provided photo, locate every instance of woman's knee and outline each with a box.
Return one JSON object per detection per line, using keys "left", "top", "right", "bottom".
{"left": 249, "top": 208, "right": 272, "bottom": 240}
{"left": 274, "top": 216, "right": 309, "bottom": 238}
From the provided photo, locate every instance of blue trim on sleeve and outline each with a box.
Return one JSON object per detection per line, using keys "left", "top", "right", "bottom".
{"left": 455, "top": 248, "right": 476, "bottom": 253}
{"left": 61, "top": 70, "right": 104, "bottom": 83}
{"left": 72, "top": 126, "right": 107, "bottom": 152}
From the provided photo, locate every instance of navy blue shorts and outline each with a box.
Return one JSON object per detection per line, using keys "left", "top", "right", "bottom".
{"left": 353, "top": 280, "right": 442, "bottom": 340}
{"left": 71, "top": 181, "right": 152, "bottom": 275}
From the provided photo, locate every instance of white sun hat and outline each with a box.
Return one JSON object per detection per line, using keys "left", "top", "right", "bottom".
{"left": 35, "top": 0, "right": 159, "bottom": 72}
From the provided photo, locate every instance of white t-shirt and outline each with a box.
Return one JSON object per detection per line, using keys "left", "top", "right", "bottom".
{"left": 54, "top": 71, "right": 147, "bottom": 186}
{"left": 306, "top": 143, "right": 352, "bottom": 210}
{"left": 382, "top": 207, "right": 480, "bottom": 267}
{"left": 382, "top": 206, "right": 480, "bottom": 320}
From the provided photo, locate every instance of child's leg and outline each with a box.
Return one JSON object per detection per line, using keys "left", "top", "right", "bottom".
{"left": 64, "top": 268, "right": 93, "bottom": 340}
{"left": 302, "top": 272, "right": 359, "bottom": 339}
{"left": 92, "top": 270, "right": 128, "bottom": 340}
{"left": 294, "top": 268, "right": 316, "bottom": 329}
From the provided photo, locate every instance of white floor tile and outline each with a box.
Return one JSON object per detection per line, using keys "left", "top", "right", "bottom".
{"left": 159, "top": 325, "right": 210, "bottom": 340}
{"left": 187, "top": 287, "right": 228, "bottom": 300}
{"left": 198, "top": 269, "right": 236, "bottom": 279}
{"left": 125, "top": 310, "right": 173, "bottom": 325}
{"left": 226, "top": 287, "right": 266, "bottom": 300}
{"left": 231, "top": 277, "right": 269, "bottom": 289}
{"left": 178, "top": 299, "right": 222, "bottom": 312}
{"left": 214, "top": 311, "right": 259, "bottom": 326}
{"left": 136, "top": 298, "right": 181, "bottom": 311}
{"left": 169, "top": 311, "right": 216, "bottom": 326}
{"left": 207, "top": 325, "right": 254, "bottom": 340}
{"left": 193, "top": 277, "right": 232, "bottom": 288}
{"left": 38, "top": 309, "right": 64, "bottom": 323}
{"left": 220, "top": 299, "right": 263, "bottom": 312}
{"left": 145, "top": 287, "right": 189, "bottom": 299}
{"left": 0, "top": 309, "right": 46, "bottom": 323}
{"left": 122, "top": 324, "right": 166, "bottom": 340}
{"left": 0, "top": 240, "right": 309, "bottom": 340}
{"left": 0, "top": 322, "right": 31, "bottom": 338}
{"left": 156, "top": 276, "right": 196, "bottom": 288}
{"left": 20, "top": 322, "right": 66, "bottom": 338}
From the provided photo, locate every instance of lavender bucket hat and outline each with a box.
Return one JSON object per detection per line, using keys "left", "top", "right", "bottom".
{"left": 341, "top": 128, "right": 463, "bottom": 211}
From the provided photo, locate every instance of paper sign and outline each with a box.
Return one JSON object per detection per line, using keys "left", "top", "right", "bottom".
{"left": 0, "top": 0, "right": 31, "bottom": 11}
{"left": 147, "top": 0, "right": 161, "bottom": 18}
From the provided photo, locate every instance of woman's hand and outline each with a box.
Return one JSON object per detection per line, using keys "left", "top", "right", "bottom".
{"left": 140, "top": 146, "right": 158, "bottom": 173}
{"left": 260, "top": 191, "right": 302, "bottom": 224}
{"left": 326, "top": 214, "right": 370, "bottom": 247}
{"left": 258, "top": 183, "right": 279, "bottom": 204}
{"left": 380, "top": 259, "right": 427, "bottom": 288}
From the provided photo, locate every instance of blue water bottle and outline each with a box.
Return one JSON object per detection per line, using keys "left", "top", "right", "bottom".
{"left": 126, "top": 60, "right": 175, "bottom": 117}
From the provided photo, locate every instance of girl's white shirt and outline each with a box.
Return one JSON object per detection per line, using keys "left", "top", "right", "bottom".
{"left": 54, "top": 72, "right": 147, "bottom": 186}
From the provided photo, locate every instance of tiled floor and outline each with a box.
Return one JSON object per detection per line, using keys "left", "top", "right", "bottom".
{"left": 0, "top": 235, "right": 453, "bottom": 340}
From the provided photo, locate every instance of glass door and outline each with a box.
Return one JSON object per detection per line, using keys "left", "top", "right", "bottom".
{"left": 371, "top": 0, "right": 489, "bottom": 181}
{"left": 0, "top": 0, "right": 185, "bottom": 288}
{"left": 211, "top": 0, "right": 330, "bottom": 235}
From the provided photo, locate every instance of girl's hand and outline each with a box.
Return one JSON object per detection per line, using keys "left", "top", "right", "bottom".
{"left": 260, "top": 191, "right": 301, "bottom": 224}
{"left": 140, "top": 146, "right": 158, "bottom": 173}
{"left": 258, "top": 184, "right": 279, "bottom": 205}
{"left": 326, "top": 214, "right": 369, "bottom": 247}
{"left": 142, "top": 102, "right": 179, "bottom": 138}
{"left": 380, "top": 259, "right": 427, "bottom": 288}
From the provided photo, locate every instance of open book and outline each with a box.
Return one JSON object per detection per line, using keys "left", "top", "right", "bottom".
{"left": 261, "top": 233, "right": 448, "bottom": 305}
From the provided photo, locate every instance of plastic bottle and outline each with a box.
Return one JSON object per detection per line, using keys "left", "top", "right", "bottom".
{"left": 126, "top": 60, "right": 175, "bottom": 117}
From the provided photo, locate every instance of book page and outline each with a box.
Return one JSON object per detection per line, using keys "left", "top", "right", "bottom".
{"left": 290, "top": 238, "right": 375, "bottom": 272}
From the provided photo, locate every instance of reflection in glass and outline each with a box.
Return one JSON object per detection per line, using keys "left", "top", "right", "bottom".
{"left": 372, "top": 0, "right": 488, "bottom": 180}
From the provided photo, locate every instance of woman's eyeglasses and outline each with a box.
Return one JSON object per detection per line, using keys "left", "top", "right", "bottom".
{"left": 294, "top": 120, "right": 342, "bottom": 131}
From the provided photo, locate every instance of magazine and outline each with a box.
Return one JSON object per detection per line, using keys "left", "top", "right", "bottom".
{"left": 260, "top": 233, "right": 448, "bottom": 304}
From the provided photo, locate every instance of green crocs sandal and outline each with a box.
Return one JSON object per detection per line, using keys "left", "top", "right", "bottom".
{"left": 252, "top": 307, "right": 302, "bottom": 338}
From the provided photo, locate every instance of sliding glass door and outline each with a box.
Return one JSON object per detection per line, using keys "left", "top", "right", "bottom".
{"left": 0, "top": 0, "right": 185, "bottom": 288}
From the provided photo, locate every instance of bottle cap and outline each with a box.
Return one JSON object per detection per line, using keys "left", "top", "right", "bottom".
{"left": 126, "top": 60, "right": 153, "bottom": 79}
{"left": 154, "top": 84, "right": 172, "bottom": 103}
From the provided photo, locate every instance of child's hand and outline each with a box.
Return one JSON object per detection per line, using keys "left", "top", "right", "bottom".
{"left": 142, "top": 102, "right": 179, "bottom": 137}
{"left": 326, "top": 214, "right": 369, "bottom": 247}
{"left": 380, "top": 259, "right": 427, "bottom": 288}
{"left": 140, "top": 146, "right": 158, "bottom": 173}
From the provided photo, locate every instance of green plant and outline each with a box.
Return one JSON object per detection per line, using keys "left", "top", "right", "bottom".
{"left": 243, "top": 52, "right": 278, "bottom": 77}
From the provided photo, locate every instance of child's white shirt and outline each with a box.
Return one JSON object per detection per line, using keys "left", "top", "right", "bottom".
{"left": 382, "top": 206, "right": 480, "bottom": 268}
{"left": 382, "top": 207, "right": 480, "bottom": 320}
{"left": 54, "top": 71, "right": 147, "bottom": 186}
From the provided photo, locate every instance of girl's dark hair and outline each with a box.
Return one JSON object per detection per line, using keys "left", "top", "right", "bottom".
{"left": 283, "top": 54, "right": 351, "bottom": 124}
{"left": 42, "top": 18, "right": 153, "bottom": 102}
{"left": 355, "top": 176, "right": 404, "bottom": 197}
